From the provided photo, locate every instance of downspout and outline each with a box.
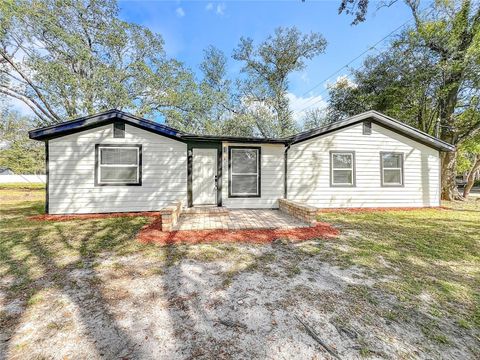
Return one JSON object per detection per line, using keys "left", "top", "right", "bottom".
{"left": 284, "top": 142, "right": 291, "bottom": 199}
{"left": 45, "top": 140, "right": 49, "bottom": 214}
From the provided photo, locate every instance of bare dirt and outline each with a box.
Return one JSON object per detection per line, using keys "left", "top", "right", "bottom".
{"left": 1, "top": 240, "right": 477, "bottom": 360}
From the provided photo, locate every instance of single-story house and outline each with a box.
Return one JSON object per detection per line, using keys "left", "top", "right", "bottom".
{"left": 29, "top": 109, "right": 454, "bottom": 215}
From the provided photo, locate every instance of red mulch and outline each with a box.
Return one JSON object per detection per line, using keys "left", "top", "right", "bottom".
{"left": 317, "top": 206, "right": 446, "bottom": 213}
{"left": 136, "top": 218, "right": 339, "bottom": 245}
{"left": 29, "top": 211, "right": 162, "bottom": 222}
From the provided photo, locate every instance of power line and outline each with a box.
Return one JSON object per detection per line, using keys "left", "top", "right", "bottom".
{"left": 293, "top": 4, "right": 435, "bottom": 117}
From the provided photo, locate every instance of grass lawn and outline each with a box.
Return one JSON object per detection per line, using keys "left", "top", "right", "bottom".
{"left": 0, "top": 184, "right": 479, "bottom": 359}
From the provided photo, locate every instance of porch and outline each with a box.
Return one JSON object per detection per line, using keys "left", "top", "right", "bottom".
{"left": 174, "top": 208, "right": 310, "bottom": 231}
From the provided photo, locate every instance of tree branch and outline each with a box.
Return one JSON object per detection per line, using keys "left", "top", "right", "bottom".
{"left": 0, "top": 50, "right": 61, "bottom": 121}
{"left": 0, "top": 88, "right": 51, "bottom": 124}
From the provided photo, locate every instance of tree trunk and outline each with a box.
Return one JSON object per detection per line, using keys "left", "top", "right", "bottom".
{"left": 463, "top": 155, "right": 480, "bottom": 198}
{"left": 441, "top": 151, "right": 461, "bottom": 201}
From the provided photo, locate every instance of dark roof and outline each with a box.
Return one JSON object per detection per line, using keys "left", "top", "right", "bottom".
{"left": 28, "top": 109, "right": 185, "bottom": 141}
{"left": 29, "top": 109, "right": 454, "bottom": 151}
{"left": 285, "top": 110, "right": 455, "bottom": 152}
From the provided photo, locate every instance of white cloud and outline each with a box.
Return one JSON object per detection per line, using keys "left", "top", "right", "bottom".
{"left": 300, "top": 72, "right": 310, "bottom": 84}
{"left": 216, "top": 3, "right": 226, "bottom": 15}
{"left": 287, "top": 92, "right": 327, "bottom": 124}
{"left": 175, "top": 7, "right": 185, "bottom": 18}
{"left": 205, "top": 2, "right": 226, "bottom": 16}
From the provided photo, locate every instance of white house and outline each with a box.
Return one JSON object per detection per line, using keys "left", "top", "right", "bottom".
{"left": 29, "top": 109, "right": 454, "bottom": 215}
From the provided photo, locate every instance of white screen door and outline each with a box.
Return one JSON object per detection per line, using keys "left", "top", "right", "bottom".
{"left": 192, "top": 148, "right": 217, "bottom": 205}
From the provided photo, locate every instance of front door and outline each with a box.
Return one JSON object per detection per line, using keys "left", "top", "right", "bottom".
{"left": 192, "top": 148, "right": 217, "bottom": 205}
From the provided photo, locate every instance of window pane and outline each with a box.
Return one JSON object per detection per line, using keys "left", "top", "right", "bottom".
{"left": 382, "top": 153, "right": 401, "bottom": 168}
{"left": 231, "top": 174, "right": 258, "bottom": 195}
{"left": 384, "top": 169, "right": 402, "bottom": 184}
{"left": 232, "top": 149, "right": 258, "bottom": 174}
{"left": 100, "top": 167, "right": 137, "bottom": 182}
{"left": 101, "top": 148, "right": 137, "bottom": 165}
{"left": 333, "top": 170, "right": 352, "bottom": 184}
{"left": 332, "top": 153, "right": 352, "bottom": 169}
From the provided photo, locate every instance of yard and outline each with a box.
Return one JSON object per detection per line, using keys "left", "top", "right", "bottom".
{"left": 0, "top": 185, "right": 478, "bottom": 359}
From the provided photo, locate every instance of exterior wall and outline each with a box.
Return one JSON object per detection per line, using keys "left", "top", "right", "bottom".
{"left": 287, "top": 122, "right": 440, "bottom": 208}
{"left": 221, "top": 142, "right": 284, "bottom": 208}
{"left": 48, "top": 124, "right": 187, "bottom": 214}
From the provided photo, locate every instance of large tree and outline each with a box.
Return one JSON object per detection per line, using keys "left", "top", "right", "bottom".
{"left": 233, "top": 27, "right": 327, "bottom": 137}
{"left": 0, "top": 0, "right": 195, "bottom": 126}
{"left": 0, "top": 109, "right": 44, "bottom": 174}
{"left": 336, "top": 0, "right": 480, "bottom": 200}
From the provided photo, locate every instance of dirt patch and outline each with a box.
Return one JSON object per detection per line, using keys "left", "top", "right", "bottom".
{"left": 2, "top": 246, "right": 476, "bottom": 359}
{"left": 29, "top": 211, "right": 162, "bottom": 222}
{"left": 136, "top": 219, "right": 340, "bottom": 244}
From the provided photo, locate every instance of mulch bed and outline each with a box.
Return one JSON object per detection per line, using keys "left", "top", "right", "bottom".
{"left": 317, "top": 206, "right": 445, "bottom": 213}
{"left": 29, "top": 212, "right": 162, "bottom": 222}
{"left": 136, "top": 218, "right": 339, "bottom": 245}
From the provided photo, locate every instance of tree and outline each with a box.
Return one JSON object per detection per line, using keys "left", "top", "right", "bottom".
{"left": 302, "top": 107, "right": 331, "bottom": 130}
{"left": 0, "top": 109, "right": 44, "bottom": 174}
{"left": 233, "top": 27, "right": 327, "bottom": 137}
{"left": 336, "top": 0, "right": 480, "bottom": 200}
{"left": 0, "top": 0, "right": 195, "bottom": 125}
{"left": 457, "top": 131, "right": 480, "bottom": 198}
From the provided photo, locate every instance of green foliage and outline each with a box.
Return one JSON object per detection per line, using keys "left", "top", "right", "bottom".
{"left": 233, "top": 27, "right": 327, "bottom": 137}
{"left": 0, "top": 0, "right": 195, "bottom": 126}
{"left": 332, "top": 0, "right": 480, "bottom": 199}
{"left": 0, "top": 110, "right": 44, "bottom": 174}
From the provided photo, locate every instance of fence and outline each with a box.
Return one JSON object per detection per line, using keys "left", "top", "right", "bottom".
{"left": 0, "top": 175, "right": 46, "bottom": 184}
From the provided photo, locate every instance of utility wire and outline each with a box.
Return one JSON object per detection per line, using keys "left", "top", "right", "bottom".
{"left": 293, "top": 3, "right": 436, "bottom": 118}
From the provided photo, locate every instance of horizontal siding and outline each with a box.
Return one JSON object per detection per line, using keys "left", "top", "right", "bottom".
{"left": 222, "top": 143, "right": 284, "bottom": 209}
{"left": 48, "top": 124, "right": 187, "bottom": 214}
{"left": 287, "top": 123, "right": 440, "bottom": 208}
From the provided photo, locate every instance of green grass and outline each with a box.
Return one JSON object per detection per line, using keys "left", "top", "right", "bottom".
{"left": 0, "top": 183, "right": 46, "bottom": 190}
{"left": 1, "top": 187, "right": 479, "bottom": 334}
{"left": 318, "top": 202, "right": 480, "bottom": 330}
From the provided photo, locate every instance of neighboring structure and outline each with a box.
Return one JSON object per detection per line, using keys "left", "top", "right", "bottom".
{"left": 29, "top": 109, "right": 454, "bottom": 214}
{"left": 0, "top": 167, "right": 14, "bottom": 175}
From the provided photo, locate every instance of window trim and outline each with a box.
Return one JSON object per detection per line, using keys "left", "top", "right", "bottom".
{"left": 94, "top": 144, "right": 142, "bottom": 186}
{"left": 330, "top": 151, "right": 356, "bottom": 187}
{"left": 228, "top": 146, "right": 261, "bottom": 198}
{"left": 380, "top": 151, "right": 404, "bottom": 187}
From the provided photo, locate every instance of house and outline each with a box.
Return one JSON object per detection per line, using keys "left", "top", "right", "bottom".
{"left": 29, "top": 109, "right": 454, "bottom": 215}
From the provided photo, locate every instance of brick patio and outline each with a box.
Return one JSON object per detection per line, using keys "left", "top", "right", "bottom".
{"left": 174, "top": 208, "right": 310, "bottom": 231}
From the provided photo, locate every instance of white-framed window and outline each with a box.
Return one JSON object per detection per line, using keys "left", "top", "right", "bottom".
{"left": 330, "top": 151, "right": 355, "bottom": 187}
{"left": 229, "top": 147, "right": 261, "bottom": 197}
{"left": 95, "top": 145, "right": 142, "bottom": 186}
{"left": 381, "top": 152, "right": 403, "bottom": 186}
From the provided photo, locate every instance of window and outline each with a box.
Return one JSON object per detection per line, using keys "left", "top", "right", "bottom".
{"left": 95, "top": 145, "right": 142, "bottom": 186}
{"left": 381, "top": 152, "right": 403, "bottom": 186}
{"left": 330, "top": 151, "right": 355, "bottom": 186}
{"left": 229, "top": 147, "right": 260, "bottom": 197}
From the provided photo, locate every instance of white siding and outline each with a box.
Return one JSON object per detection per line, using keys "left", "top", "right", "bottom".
{"left": 287, "top": 123, "right": 440, "bottom": 208}
{"left": 221, "top": 142, "right": 284, "bottom": 208}
{"left": 48, "top": 124, "right": 187, "bottom": 214}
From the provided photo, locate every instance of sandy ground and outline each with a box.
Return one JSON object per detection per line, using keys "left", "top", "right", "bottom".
{"left": 0, "top": 240, "right": 477, "bottom": 360}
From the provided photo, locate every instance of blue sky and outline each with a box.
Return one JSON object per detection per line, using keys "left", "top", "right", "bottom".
{"left": 118, "top": 0, "right": 416, "bottom": 119}
{"left": 9, "top": 0, "right": 418, "bottom": 122}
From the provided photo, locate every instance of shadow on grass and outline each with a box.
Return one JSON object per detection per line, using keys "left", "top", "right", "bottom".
{"left": 0, "top": 201, "right": 154, "bottom": 359}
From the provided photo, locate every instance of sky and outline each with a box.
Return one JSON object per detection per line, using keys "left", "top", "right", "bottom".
{"left": 9, "top": 0, "right": 419, "bottom": 123}
{"left": 118, "top": 0, "right": 416, "bottom": 122}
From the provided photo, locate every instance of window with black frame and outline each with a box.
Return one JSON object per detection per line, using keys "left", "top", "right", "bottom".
{"left": 228, "top": 147, "right": 260, "bottom": 197}
{"left": 95, "top": 145, "right": 142, "bottom": 186}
